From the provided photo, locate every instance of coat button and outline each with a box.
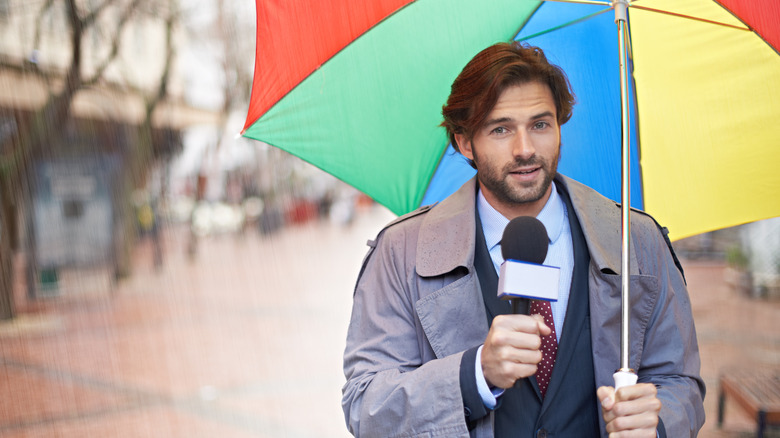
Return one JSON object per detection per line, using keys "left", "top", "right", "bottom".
{"left": 464, "top": 406, "right": 472, "bottom": 418}
{"left": 536, "top": 428, "right": 548, "bottom": 438}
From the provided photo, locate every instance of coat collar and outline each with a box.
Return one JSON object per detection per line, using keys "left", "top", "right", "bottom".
{"left": 416, "top": 178, "right": 478, "bottom": 277}
{"left": 416, "top": 174, "right": 638, "bottom": 278}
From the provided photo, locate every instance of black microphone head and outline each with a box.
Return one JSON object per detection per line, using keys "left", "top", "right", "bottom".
{"left": 501, "top": 216, "right": 549, "bottom": 265}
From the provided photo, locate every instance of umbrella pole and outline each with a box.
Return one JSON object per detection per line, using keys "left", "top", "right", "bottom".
{"left": 613, "top": 0, "right": 638, "bottom": 390}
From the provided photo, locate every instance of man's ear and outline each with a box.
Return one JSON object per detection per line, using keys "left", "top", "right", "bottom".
{"left": 454, "top": 133, "right": 474, "bottom": 161}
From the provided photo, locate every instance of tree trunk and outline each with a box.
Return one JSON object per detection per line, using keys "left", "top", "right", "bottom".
{"left": 0, "top": 180, "right": 15, "bottom": 320}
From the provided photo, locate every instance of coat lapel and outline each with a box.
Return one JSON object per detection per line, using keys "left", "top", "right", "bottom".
{"left": 416, "top": 178, "right": 477, "bottom": 278}
{"left": 557, "top": 175, "right": 637, "bottom": 277}
{"left": 557, "top": 175, "right": 661, "bottom": 385}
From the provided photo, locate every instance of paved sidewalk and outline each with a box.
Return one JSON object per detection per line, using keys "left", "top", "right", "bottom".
{"left": 1, "top": 205, "right": 778, "bottom": 437}
{"left": 685, "top": 259, "right": 780, "bottom": 438}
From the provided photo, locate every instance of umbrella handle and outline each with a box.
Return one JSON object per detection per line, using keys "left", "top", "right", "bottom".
{"left": 613, "top": 368, "right": 637, "bottom": 390}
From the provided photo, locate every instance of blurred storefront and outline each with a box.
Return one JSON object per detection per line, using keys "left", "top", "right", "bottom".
{"left": 0, "top": 0, "right": 219, "bottom": 315}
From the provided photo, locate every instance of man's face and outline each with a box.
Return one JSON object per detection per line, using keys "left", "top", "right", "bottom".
{"left": 455, "top": 81, "right": 561, "bottom": 219}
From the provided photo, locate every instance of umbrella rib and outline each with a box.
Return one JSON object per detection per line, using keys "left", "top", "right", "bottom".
{"left": 630, "top": 5, "right": 750, "bottom": 31}
{"left": 517, "top": 7, "right": 613, "bottom": 41}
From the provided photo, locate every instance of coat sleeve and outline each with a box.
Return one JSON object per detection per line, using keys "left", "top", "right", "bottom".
{"left": 341, "top": 225, "right": 473, "bottom": 438}
{"left": 635, "top": 222, "right": 706, "bottom": 437}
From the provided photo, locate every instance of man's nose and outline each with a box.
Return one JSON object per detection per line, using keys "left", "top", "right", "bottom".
{"left": 512, "top": 132, "right": 535, "bottom": 160}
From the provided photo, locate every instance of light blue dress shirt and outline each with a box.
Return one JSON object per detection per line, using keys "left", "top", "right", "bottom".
{"left": 475, "top": 182, "right": 574, "bottom": 407}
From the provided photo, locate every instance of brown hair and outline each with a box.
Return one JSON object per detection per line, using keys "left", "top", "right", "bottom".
{"left": 441, "top": 42, "right": 575, "bottom": 163}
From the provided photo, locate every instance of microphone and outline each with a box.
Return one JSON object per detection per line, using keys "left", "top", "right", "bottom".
{"left": 498, "top": 216, "right": 560, "bottom": 314}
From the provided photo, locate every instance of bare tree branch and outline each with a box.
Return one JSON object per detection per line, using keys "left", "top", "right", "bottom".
{"left": 145, "top": 6, "right": 177, "bottom": 117}
{"left": 31, "top": 0, "right": 55, "bottom": 59}
{"left": 65, "top": 0, "right": 83, "bottom": 91}
{"left": 83, "top": 0, "right": 123, "bottom": 28}
{"left": 83, "top": 0, "right": 141, "bottom": 87}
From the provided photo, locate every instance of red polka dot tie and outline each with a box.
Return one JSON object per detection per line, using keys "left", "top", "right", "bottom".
{"left": 529, "top": 299, "right": 558, "bottom": 398}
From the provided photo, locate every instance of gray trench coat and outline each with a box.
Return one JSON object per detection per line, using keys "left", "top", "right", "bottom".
{"left": 342, "top": 175, "right": 705, "bottom": 437}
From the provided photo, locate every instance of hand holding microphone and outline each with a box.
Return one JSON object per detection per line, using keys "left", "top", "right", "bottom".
{"left": 481, "top": 216, "right": 559, "bottom": 389}
{"left": 481, "top": 313, "right": 551, "bottom": 389}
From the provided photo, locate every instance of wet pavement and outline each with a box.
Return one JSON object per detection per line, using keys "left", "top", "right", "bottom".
{"left": 1, "top": 205, "right": 778, "bottom": 437}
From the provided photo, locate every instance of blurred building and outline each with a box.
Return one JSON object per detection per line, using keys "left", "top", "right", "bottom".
{"left": 0, "top": 0, "right": 216, "bottom": 143}
{"left": 0, "top": 0, "right": 218, "bottom": 306}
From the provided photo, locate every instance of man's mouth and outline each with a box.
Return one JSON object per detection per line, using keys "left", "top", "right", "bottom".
{"left": 511, "top": 167, "right": 540, "bottom": 175}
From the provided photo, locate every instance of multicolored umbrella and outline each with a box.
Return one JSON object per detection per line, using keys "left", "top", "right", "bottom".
{"left": 242, "top": 0, "right": 780, "bottom": 242}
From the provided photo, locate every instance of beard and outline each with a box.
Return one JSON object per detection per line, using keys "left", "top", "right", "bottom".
{"left": 474, "top": 150, "right": 560, "bottom": 208}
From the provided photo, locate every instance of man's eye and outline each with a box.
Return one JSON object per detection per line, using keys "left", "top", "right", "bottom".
{"left": 533, "top": 121, "right": 550, "bottom": 130}
{"left": 491, "top": 127, "right": 507, "bottom": 134}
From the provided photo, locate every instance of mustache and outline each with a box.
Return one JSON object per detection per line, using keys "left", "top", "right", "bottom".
{"left": 503, "top": 146, "right": 562, "bottom": 171}
{"left": 504, "top": 156, "right": 544, "bottom": 170}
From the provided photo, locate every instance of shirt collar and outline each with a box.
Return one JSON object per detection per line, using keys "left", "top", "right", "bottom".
{"left": 477, "top": 181, "right": 566, "bottom": 254}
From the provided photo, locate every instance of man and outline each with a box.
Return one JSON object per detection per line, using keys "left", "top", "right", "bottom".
{"left": 342, "top": 42, "right": 705, "bottom": 437}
